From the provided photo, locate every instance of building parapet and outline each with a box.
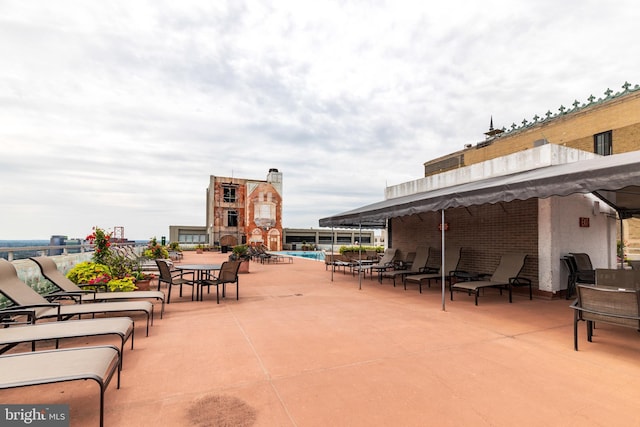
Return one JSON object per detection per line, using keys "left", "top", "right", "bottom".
{"left": 386, "top": 144, "right": 596, "bottom": 199}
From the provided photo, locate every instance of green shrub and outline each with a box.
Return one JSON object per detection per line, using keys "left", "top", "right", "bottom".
{"left": 66, "top": 262, "right": 111, "bottom": 285}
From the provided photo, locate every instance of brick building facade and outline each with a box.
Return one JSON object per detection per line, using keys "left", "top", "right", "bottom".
{"left": 206, "top": 169, "right": 283, "bottom": 251}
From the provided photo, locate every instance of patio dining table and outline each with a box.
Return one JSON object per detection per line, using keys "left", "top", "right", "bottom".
{"left": 175, "top": 264, "right": 221, "bottom": 301}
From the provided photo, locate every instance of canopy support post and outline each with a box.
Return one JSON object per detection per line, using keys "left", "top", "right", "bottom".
{"left": 331, "top": 226, "right": 335, "bottom": 282}
{"left": 358, "top": 221, "right": 363, "bottom": 290}
{"left": 441, "top": 209, "right": 446, "bottom": 311}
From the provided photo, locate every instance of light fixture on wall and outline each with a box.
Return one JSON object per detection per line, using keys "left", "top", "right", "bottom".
{"left": 592, "top": 201, "right": 600, "bottom": 216}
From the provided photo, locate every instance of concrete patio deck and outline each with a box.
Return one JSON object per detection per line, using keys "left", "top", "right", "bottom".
{"left": 2, "top": 250, "right": 640, "bottom": 426}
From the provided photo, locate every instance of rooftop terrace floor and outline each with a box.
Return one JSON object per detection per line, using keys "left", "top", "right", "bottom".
{"left": 2, "top": 251, "right": 640, "bottom": 426}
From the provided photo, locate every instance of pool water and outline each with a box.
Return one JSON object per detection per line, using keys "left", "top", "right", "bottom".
{"left": 276, "top": 251, "right": 326, "bottom": 261}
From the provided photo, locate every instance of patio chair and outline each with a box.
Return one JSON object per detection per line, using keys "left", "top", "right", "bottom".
{"left": 0, "top": 345, "right": 121, "bottom": 427}
{"left": 0, "top": 316, "right": 134, "bottom": 368}
{"left": 404, "top": 246, "right": 462, "bottom": 293}
{"left": 30, "top": 256, "right": 166, "bottom": 318}
{"left": 569, "top": 253, "right": 596, "bottom": 284}
{"left": 198, "top": 261, "right": 241, "bottom": 303}
{"left": 381, "top": 246, "right": 433, "bottom": 287}
{"left": 155, "top": 259, "right": 196, "bottom": 304}
{"left": 561, "top": 256, "right": 578, "bottom": 299}
{"left": 450, "top": 253, "right": 531, "bottom": 305}
{"left": 0, "top": 259, "right": 154, "bottom": 336}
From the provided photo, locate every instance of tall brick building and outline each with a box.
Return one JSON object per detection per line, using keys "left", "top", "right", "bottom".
{"left": 206, "top": 169, "right": 283, "bottom": 251}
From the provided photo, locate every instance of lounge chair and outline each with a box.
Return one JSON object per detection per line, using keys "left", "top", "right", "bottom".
{"left": 0, "top": 259, "right": 154, "bottom": 336}
{"left": 353, "top": 248, "right": 398, "bottom": 280}
{"left": 30, "top": 256, "right": 166, "bottom": 318}
{"left": 450, "top": 253, "right": 531, "bottom": 305}
{"left": 381, "top": 246, "right": 433, "bottom": 287}
{"left": 0, "top": 345, "right": 120, "bottom": 427}
{"left": 0, "top": 316, "right": 134, "bottom": 368}
{"left": 404, "top": 246, "right": 462, "bottom": 293}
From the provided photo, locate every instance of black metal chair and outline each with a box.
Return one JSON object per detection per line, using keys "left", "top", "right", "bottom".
{"left": 569, "top": 253, "right": 596, "bottom": 284}
{"left": 561, "top": 256, "right": 578, "bottom": 299}
{"left": 198, "top": 261, "right": 241, "bottom": 303}
{"left": 155, "top": 260, "right": 195, "bottom": 303}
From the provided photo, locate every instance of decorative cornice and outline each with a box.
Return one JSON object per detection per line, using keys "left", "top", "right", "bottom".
{"left": 500, "top": 82, "right": 639, "bottom": 135}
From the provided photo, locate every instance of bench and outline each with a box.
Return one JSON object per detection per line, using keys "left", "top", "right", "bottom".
{"left": 571, "top": 283, "right": 640, "bottom": 350}
{"left": 0, "top": 345, "right": 121, "bottom": 427}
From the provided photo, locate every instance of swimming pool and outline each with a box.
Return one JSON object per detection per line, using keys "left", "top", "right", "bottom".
{"left": 275, "top": 251, "right": 326, "bottom": 261}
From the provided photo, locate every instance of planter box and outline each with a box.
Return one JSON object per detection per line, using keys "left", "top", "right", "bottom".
{"left": 238, "top": 260, "right": 250, "bottom": 274}
{"left": 135, "top": 280, "right": 152, "bottom": 291}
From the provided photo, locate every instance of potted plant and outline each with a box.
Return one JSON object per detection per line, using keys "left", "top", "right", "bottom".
{"left": 131, "top": 271, "right": 156, "bottom": 291}
{"left": 230, "top": 244, "right": 250, "bottom": 273}
{"left": 66, "top": 261, "right": 138, "bottom": 292}
{"left": 143, "top": 237, "right": 169, "bottom": 259}
{"left": 195, "top": 244, "right": 204, "bottom": 254}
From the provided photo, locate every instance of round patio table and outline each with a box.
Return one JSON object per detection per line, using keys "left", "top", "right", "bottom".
{"left": 175, "top": 264, "right": 221, "bottom": 301}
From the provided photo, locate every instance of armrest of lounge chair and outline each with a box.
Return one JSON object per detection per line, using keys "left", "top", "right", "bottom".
{"left": 46, "top": 290, "right": 90, "bottom": 303}
{"left": 78, "top": 283, "right": 107, "bottom": 292}
{"left": 3, "top": 302, "right": 61, "bottom": 319}
{"left": 0, "top": 308, "right": 36, "bottom": 325}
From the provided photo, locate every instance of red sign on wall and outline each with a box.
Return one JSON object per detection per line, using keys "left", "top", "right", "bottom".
{"left": 438, "top": 223, "right": 449, "bottom": 231}
{"left": 579, "top": 217, "right": 590, "bottom": 228}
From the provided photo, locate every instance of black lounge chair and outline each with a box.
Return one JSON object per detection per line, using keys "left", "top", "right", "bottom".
{"left": 0, "top": 316, "right": 134, "bottom": 368}
{"left": 30, "top": 256, "right": 166, "bottom": 318}
{"left": 0, "top": 259, "right": 154, "bottom": 336}
{"left": 404, "top": 246, "right": 463, "bottom": 293}
{"left": 450, "top": 253, "right": 531, "bottom": 305}
{"left": 381, "top": 246, "right": 434, "bottom": 287}
{"left": 0, "top": 345, "right": 121, "bottom": 427}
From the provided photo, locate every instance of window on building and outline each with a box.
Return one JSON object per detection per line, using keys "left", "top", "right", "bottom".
{"left": 223, "top": 186, "right": 236, "bottom": 202}
{"left": 594, "top": 131, "right": 612, "bottom": 156}
{"left": 227, "top": 210, "right": 238, "bottom": 227}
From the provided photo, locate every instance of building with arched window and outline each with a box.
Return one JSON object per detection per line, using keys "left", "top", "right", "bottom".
{"left": 206, "top": 169, "right": 283, "bottom": 251}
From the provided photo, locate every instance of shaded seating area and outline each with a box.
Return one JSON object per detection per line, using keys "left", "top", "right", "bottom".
{"left": 155, "top": 259, "right": 196, "bottom": 304}
{"left": 0, "top": 345, "right": 121, "bottom": 427}
{"left": 450, "top": 253, "right": 531, "bottom": 305}
{"left": 0, "top": 259, "right": 154, "bottom": 336}
{"left": 30, "top": 256, "right": 166, "bottom": 318}
{"left": 404, "top": 246, "right": 463, "bottom": 293}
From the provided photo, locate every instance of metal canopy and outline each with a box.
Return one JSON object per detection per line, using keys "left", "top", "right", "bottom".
{"left": 319, "top": 150, "right": 640, "bottom": 227}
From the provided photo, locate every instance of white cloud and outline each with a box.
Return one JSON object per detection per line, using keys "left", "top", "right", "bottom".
{"left": 1, "top": 0, "right": 639, "bottom": 239}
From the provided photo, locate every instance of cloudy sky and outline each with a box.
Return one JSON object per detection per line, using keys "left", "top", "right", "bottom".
{"left": 1, "top": 0, "right": 639, "bottom": 240}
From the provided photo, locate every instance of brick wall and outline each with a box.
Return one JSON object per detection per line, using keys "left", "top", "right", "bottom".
{"left": 391, "top": 198, "right": 539, "bottom": 290}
